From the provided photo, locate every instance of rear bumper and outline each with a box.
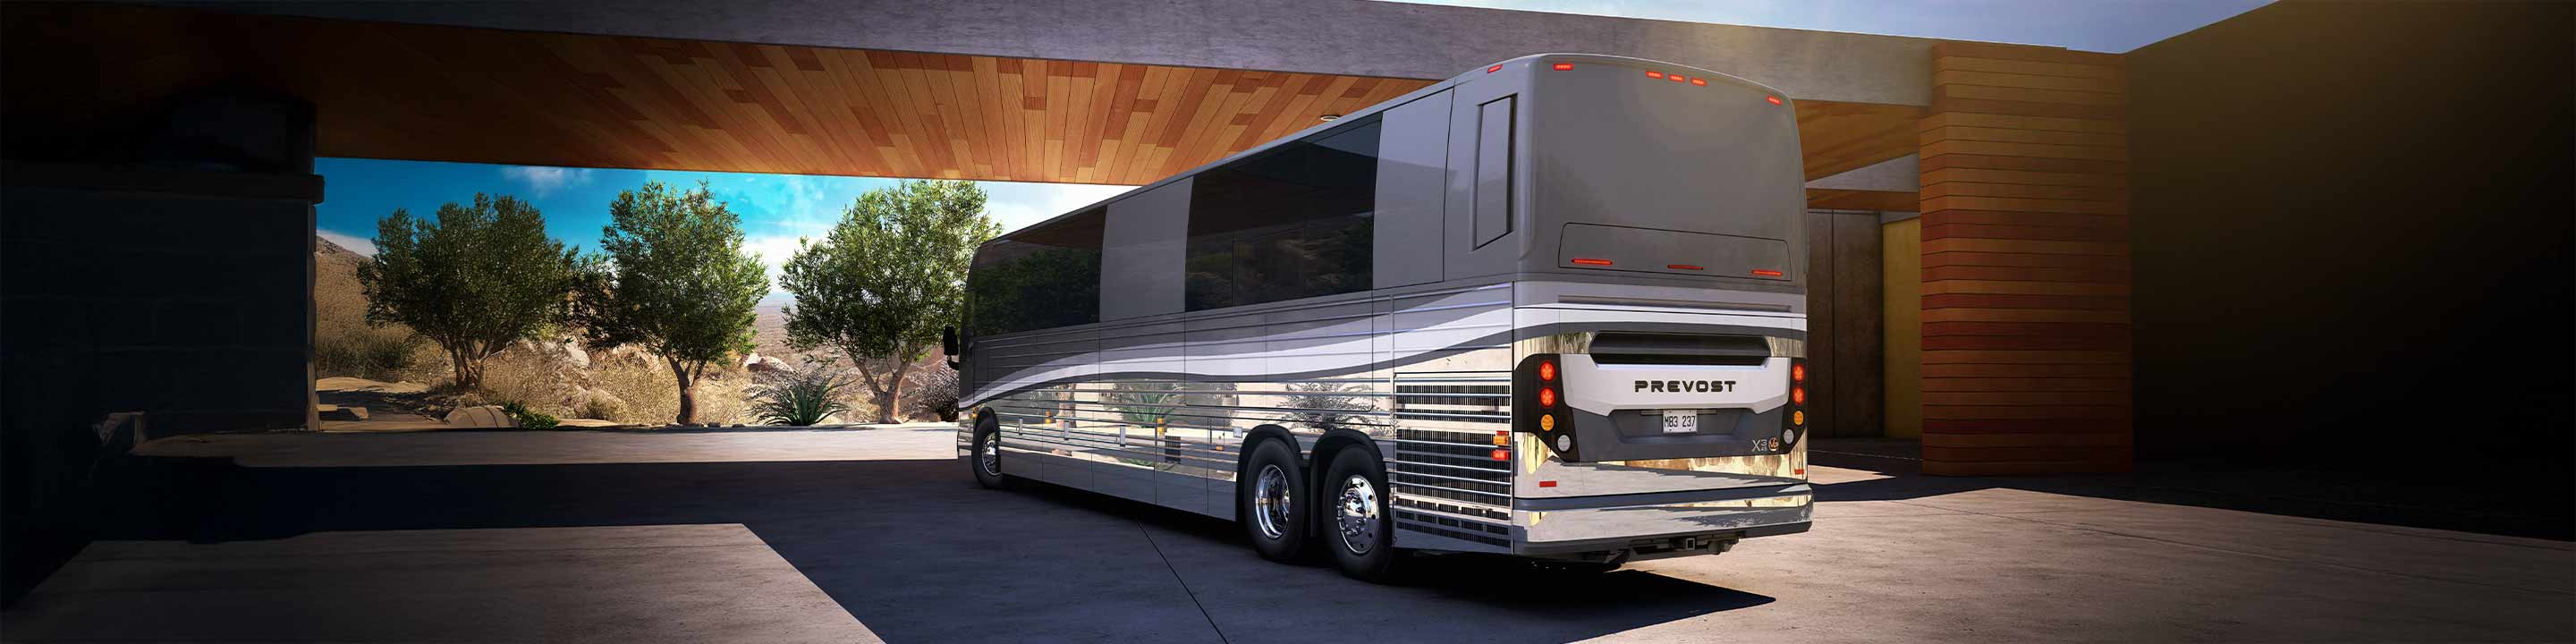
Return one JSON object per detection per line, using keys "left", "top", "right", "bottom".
{"left": 1513, "top": 483, "right": 1811, "bottom": 557}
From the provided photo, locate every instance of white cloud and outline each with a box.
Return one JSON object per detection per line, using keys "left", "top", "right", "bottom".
{"left": 978, "top": 182, "right": 1137, "bottom": 234}
{"left": 499, "top": 165, "right": 596, "bottom": 198}
{"left": 742, "top": 233, "right": 815, "bottom": 304}
{"left": 318, "top": 229, "right": 377, "bottom": 256}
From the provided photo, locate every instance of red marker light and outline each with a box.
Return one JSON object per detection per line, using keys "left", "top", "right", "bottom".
{"left": 1690, "top": 78, "right": 1707, "bottom": 86}
{"left": 1487, "top": 64, "right": 1503, "bottom": 73}
{"left": 1538, "top": 360, "right": 1556, "bottom": 382}
{"left": 1766, "top": 96, "right": 1784, "bottom": 105}
{"left": 1646, "top": 71, "right": 1665, "bottom": 79}
{"left": 1792, "top": 363, "right": 1807, "bottom": 383}
{"left": 1538, "top": 480, "right": 1558, "bottom": 487}
{"left": 1571, "top": 258, "right": 1614, "bottom": 266}
{"left": 1667, "top": 74, "right": 1686, "bottom": 83}
{"left": 1752, "top": 268, "right": 1784, "bottom": 276}
{"left": 1538, "top": 387, "right": 1557, "bottom": 408}
{"left": 1552, "top": 63, "right": 1574, "bottom": 71}
{"left": 1667, "top": 264, "right": 1704, "bottom": 271}
{"left": 1792, "top": 386, "right": 1807, "bottom": 405}
{"left": 1490, "top": 449, "right": 1511, "bottom": 461}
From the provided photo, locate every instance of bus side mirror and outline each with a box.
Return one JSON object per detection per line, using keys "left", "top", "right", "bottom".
{"left": 942, "top": 326, "right": 961, "bottom": 366}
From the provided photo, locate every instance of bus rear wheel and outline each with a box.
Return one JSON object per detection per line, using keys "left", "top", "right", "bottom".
{"left": 1238, "top": 439, "right": 1308, "bottom": 562}
{"left": 1323, "top": 448, "right": 1399, "bottom": 580}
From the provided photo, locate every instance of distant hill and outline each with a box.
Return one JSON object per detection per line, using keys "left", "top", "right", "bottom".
{"left": 316, "top": 235, "right": 370, "bottom": 335}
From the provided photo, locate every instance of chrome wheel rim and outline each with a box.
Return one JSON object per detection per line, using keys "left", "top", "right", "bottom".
{"left": 1335, "top": 474, "right": 1381, "bottom": 555}
{"left": 978, "top": 433, "right": 1001, "bottom": 477}
{"left": 1252, "top": 464, "right": 1292, "bottom": 539}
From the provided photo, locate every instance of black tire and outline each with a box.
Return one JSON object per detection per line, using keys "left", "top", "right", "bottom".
{"left": 1237, "top": 439, "right": 1309, "bottom": 562}
{"left": 968, "top": 417, "right": 1011, "bottom": 489}
{"left": 1321, "top": 448, "right": 1400, "bottom": 580}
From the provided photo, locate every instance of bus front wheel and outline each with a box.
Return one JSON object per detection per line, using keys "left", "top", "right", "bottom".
{"left": 969, "top": 418, "right": 1011, "bottom": 489}
{"left": 1238, "top": 439, "right": 1309, "bottom": 562}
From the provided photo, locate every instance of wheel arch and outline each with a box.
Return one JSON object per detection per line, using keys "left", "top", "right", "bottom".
{"left": 1306, "top": 428, "right": 1385, "bottom": 534}
{"left": 1233, "top": 424, "right": 1299, "bottom": 479}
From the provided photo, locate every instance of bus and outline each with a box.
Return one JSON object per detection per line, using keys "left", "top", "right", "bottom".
{"left": 945, "top": 54, "right": 1812, "bottom": 581}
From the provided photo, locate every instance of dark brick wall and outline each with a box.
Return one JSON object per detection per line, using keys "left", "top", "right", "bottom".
{"left": 0, "top": 165, "right": 320, "bottom": 605}
{"left": 2, "top": 181, "right": 316, "bottom": 433}
{"left": 2127, "top": 2, "right": 2573, "bottom": 476}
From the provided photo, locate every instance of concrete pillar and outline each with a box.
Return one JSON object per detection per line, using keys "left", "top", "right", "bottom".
{"left": 2, "top": 89, "right": 320, "bottom": 602}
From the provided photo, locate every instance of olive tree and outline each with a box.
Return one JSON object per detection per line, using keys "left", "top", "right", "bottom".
{"left": 572, "top": 181, "right": 768, "bottom": 425}
{"left": 780, "top": 180, "right": 998, "bottom": 423}
{"left": 357, "top": 194, "right": 576, "bottom": 389}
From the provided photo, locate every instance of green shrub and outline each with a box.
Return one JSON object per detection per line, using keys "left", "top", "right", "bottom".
{"left": 501, "top": 401, "right": 560, "bottom": 429}
{"left": 749, "top": 360, "right": 856, "bottom": 427}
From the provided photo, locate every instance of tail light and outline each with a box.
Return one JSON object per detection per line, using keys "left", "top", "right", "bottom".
{"left": 1515, "top": 353, "right": 1582, "bottom": 462}
{"left": 1780, "top": 358, "right": 1808, "bottom": 452}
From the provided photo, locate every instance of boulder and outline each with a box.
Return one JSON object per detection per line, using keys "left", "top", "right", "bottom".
{"left": 555, "top": 341, "right": 590, "bottom": 369}
{"left": 571, "top": 388, "right": 626, "bottom": 419}
{"left": 443, "top": 405, "right": 519, "bottom": 428}
{"left": 749, "top": 356, "right": 791, "bottom": 373}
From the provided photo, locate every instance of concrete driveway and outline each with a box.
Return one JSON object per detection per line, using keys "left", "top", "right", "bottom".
{"left": 4, "top": 428, "right": 2570, "bottom": 643}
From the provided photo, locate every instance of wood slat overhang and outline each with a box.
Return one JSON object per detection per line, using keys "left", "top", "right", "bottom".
{"left": 4, "top": 3, "right": 1930, "bottom": 194}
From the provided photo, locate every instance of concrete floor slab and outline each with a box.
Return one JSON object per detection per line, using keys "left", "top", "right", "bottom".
{"left": 134, "top": 425, "right": 961, "bottom": 467}
{"left": 3, "top": 524, "right": 878, "bottom": 643}
{"left": 8, "top": 429, "right": 2569, "bottom": 643}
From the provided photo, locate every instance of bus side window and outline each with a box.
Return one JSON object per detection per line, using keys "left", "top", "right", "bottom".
{"left": 1473, "top": 95, "right": 1516, "bottom": 249}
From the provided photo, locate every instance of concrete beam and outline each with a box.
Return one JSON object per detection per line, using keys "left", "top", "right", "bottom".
{"left": 158, "top": 0, "right": 1945, "bottom": 106}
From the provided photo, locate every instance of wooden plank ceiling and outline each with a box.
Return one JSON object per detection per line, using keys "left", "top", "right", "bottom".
{"left": 4, "top": 4, "right": 1924, "bottom": 188}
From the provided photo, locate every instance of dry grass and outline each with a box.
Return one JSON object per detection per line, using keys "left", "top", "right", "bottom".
{"left": 458, "top": 346, "right": 756, "bottom": 426}
{"left": 316, "top": 237, "right": 910, "bottom": 427}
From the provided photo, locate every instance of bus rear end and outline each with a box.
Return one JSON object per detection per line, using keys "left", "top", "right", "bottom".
{"left": 1504, "top": 55, "right": 1814, "bottom": 564}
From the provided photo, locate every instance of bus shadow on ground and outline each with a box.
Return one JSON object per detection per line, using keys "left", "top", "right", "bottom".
{"left": 79, "top": 455, "right": 1774, "bottom": 644}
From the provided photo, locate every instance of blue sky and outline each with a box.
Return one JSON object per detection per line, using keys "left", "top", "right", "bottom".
{"left": 317, "top": 0, "right": 2268, "bottom": 300}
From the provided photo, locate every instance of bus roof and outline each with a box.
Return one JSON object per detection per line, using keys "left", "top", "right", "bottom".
{"left": 979, "top": 54, "right": 1785, "bottom": 249}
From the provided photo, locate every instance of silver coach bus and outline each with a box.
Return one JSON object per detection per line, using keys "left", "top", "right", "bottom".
{"left": 945, "top": 54, "right": 1813, "bottom": 581}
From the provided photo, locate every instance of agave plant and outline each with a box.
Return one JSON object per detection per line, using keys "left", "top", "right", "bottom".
{"left": 749, "top": 358, "right": 857, "bottom": 427}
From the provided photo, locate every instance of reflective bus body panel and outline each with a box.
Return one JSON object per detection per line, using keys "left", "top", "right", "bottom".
{"left": 958, "top": 55, "right": 1812, "bottom": 561}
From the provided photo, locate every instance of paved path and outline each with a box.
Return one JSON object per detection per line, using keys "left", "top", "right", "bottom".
{"left": 5, "top": 429, "right": 2570, "bottom": 643}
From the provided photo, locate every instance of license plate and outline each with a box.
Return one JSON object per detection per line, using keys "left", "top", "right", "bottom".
{"left": 1661, "top": 410, "right": 1699, "bottom": 434}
